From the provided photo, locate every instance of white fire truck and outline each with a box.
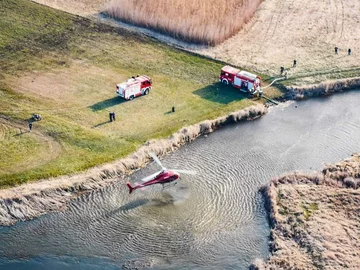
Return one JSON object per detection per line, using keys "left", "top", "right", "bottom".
{"left": 219, "top": 65, "right": 262, "bottom": 95}
{"left": 116, "top": 75, "right": 152, "bottom": 100}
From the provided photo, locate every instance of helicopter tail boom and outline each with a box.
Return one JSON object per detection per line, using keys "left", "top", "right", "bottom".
{"left": 127, "top": 183, "right": 134, "bottom": 194}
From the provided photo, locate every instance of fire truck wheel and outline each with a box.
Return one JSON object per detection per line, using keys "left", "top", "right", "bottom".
{"left": 129, "top": 95, "right": 134, "bottom": 100}
{"left": 144, "top": 89, "right": 149, "bottom": 95}
{"left": 222, "top": 79, "right": 229, "bottom": 85}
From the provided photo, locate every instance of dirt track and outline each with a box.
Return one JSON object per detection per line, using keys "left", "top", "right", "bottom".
{"left": 32, "top": 0, "right": 360, "bottom": 84}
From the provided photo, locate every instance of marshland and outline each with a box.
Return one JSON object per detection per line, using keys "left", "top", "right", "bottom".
{"left": 103, "top": 0, "right": 263, "bottom": 45}
{"left": 1, "top": 0, "right": 360, "bottom": 269}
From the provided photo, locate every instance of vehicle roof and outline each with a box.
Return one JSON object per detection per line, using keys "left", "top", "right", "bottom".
{"left": 237, "top": 71, "right": 258, "bottom": 81}
{"left": 117, "top": 75, "right": 151, "bottom": 87}
{"left": 134, "top": 75, "right": 150, "bottom": 82}
{"left": 221, "top": 65, "right": 240, "bottom": 75}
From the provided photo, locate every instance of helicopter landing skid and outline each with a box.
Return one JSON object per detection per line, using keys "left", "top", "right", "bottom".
{"left": 162, "top": 182, "right": 177, "bottom": 190}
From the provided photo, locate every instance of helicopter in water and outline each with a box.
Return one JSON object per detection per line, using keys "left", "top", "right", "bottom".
{"left": 126, "top": 152, "right": 196, "bottom": 194}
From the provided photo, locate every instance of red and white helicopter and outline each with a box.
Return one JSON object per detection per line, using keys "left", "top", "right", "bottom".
{"left": 126, "top": 152, "right": 196, "bottom": 194}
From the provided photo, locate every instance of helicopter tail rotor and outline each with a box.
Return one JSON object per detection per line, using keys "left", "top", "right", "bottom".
{"left": 127, "top": 182, "right": 134, "bottom": 194}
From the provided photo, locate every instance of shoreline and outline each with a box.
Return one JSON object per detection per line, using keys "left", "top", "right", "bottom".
{"left": 254, "top": 153, "right": 360, "bottom": 269}
{"left": 284, "top": 76, "right": 360, "bottom": 100}
{"left": 1, "top": 77, "right": 360, "bottom": 226}
{"left": 0, "top": 104, "right": 267, "bottom": 226}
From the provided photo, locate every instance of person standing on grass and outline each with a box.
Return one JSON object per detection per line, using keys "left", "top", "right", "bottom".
{"left": 29, "top": 122, "right": 33, "bottom": 132}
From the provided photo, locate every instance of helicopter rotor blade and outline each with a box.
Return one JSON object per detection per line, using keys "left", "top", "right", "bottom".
{"left": 141, "top": 170, "right": 162, "bottom": 182}
{"left": 149, "top": 152, "right": 164, "bottom": 169}
{"left": 171, "top": 169, "right": 197, "bottom": 175}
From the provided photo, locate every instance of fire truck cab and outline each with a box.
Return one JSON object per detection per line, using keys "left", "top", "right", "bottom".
{"left": 116, "top": 75, "right": 152, "bottom": 101}
{"left": 220, "top": 65, "right": 240, "bottom": 85}
{"left": 220, "top": 66, "right": 261, "bottom": 95}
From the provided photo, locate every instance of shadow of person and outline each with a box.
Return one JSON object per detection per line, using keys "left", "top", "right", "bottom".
{"left": 89, "top": 97, "right": 127, "bottom": 111}
{"left": 92, "top": 120, "right": 111, "bottom": 128}
{"left": 13, "top": 130, "right": 30, "bottom": 137}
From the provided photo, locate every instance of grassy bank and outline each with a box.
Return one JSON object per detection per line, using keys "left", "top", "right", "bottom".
{"left": 0, "top": 0, "right": 267, "bottom": 187}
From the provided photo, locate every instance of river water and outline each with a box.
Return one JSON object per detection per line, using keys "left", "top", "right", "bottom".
{"left": 0, "top": 90, "right": 359, "bottom": 270}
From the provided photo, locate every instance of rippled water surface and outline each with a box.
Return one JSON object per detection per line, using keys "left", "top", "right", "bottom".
{"left": 1, "top": 90, "right": 359, "bottom": 269}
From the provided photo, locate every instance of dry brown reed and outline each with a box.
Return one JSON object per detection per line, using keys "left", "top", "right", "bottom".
{"left": 286, "top": 77, "right": 360, "bottom": 100}
{"left": 258, "top": 153, "right": 360, "bottom": 269}
{"left": 103, "top": 0, "right": 263, "bottom": 45}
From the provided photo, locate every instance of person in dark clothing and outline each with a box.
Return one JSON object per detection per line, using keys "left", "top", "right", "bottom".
{"left": 348, "top": 48, "right": 351, "bottom": 55}
{"left": 293, "top": 60, "right": 297, "bottom": 67}
{"left": 29, "top": 122, "right": 33, "bottom": 132}
{"left": 112, "top": 112, "right": 116, "bottom": 121}
{"left": 335, "top": 47, "right": 338, "bottom": 54}
{"left": 280, "top": 66, "right": 284, "bottom": 75}
{"left": 172, "top": 106, "right": 175, "bottom": 113}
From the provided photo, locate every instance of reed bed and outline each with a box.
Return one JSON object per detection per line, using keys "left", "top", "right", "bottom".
{"left": 104, "top": 0, "right": 263, "bottom": 45}
{"left": 257, "top": 153, "right": 360, "bottom": 270}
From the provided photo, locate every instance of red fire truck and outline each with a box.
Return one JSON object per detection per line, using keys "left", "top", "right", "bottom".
{"left": 116, "top": 75, "right": 152, "bottom": 100}
{"left": 220, "top": 65, "right": 261, "bottom": 95}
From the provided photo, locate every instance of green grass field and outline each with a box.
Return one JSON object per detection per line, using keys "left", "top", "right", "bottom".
{"left": 0, "top": 0, "right": 277, "bottom": 187}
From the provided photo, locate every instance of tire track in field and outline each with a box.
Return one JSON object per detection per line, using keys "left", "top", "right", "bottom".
{"left": 325, "top": 0, "right": 333, "bottom": 41}
{"left": 331, "top": 0, "right": 344, "bottom": 42}
{"left": 339, "top": 0, "right": 345, "bottom": 41}
{"left": 0, "top": 117, "right": 63, "bottom": 174}
{"left": 267, "top": 0, "right": 286, "bottom": 42}
{"left": 256, "top": 0, "right": 287, "bottom": 54}
{"left": 332, "top": 0, "right": 338, "bottom": 41}
{"left": 256, "top": 0, "right": 278, "bottom": 53}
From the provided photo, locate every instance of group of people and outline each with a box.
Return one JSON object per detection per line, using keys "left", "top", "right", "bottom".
{"left": 280, "top": 61, "right": 295, "bottom": 77}
{"left": 280, "top": 46, "right": 353, "bottom": 76}
{"left": 28, "top": 113, "right": 42, "bottom": 132}
{"left": 335, "top": 47, "right": 351, "bottom": 55}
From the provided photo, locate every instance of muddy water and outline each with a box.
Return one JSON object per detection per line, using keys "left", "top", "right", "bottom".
{"left": 1, "top": 90, "right": 360, "bottom": 270}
